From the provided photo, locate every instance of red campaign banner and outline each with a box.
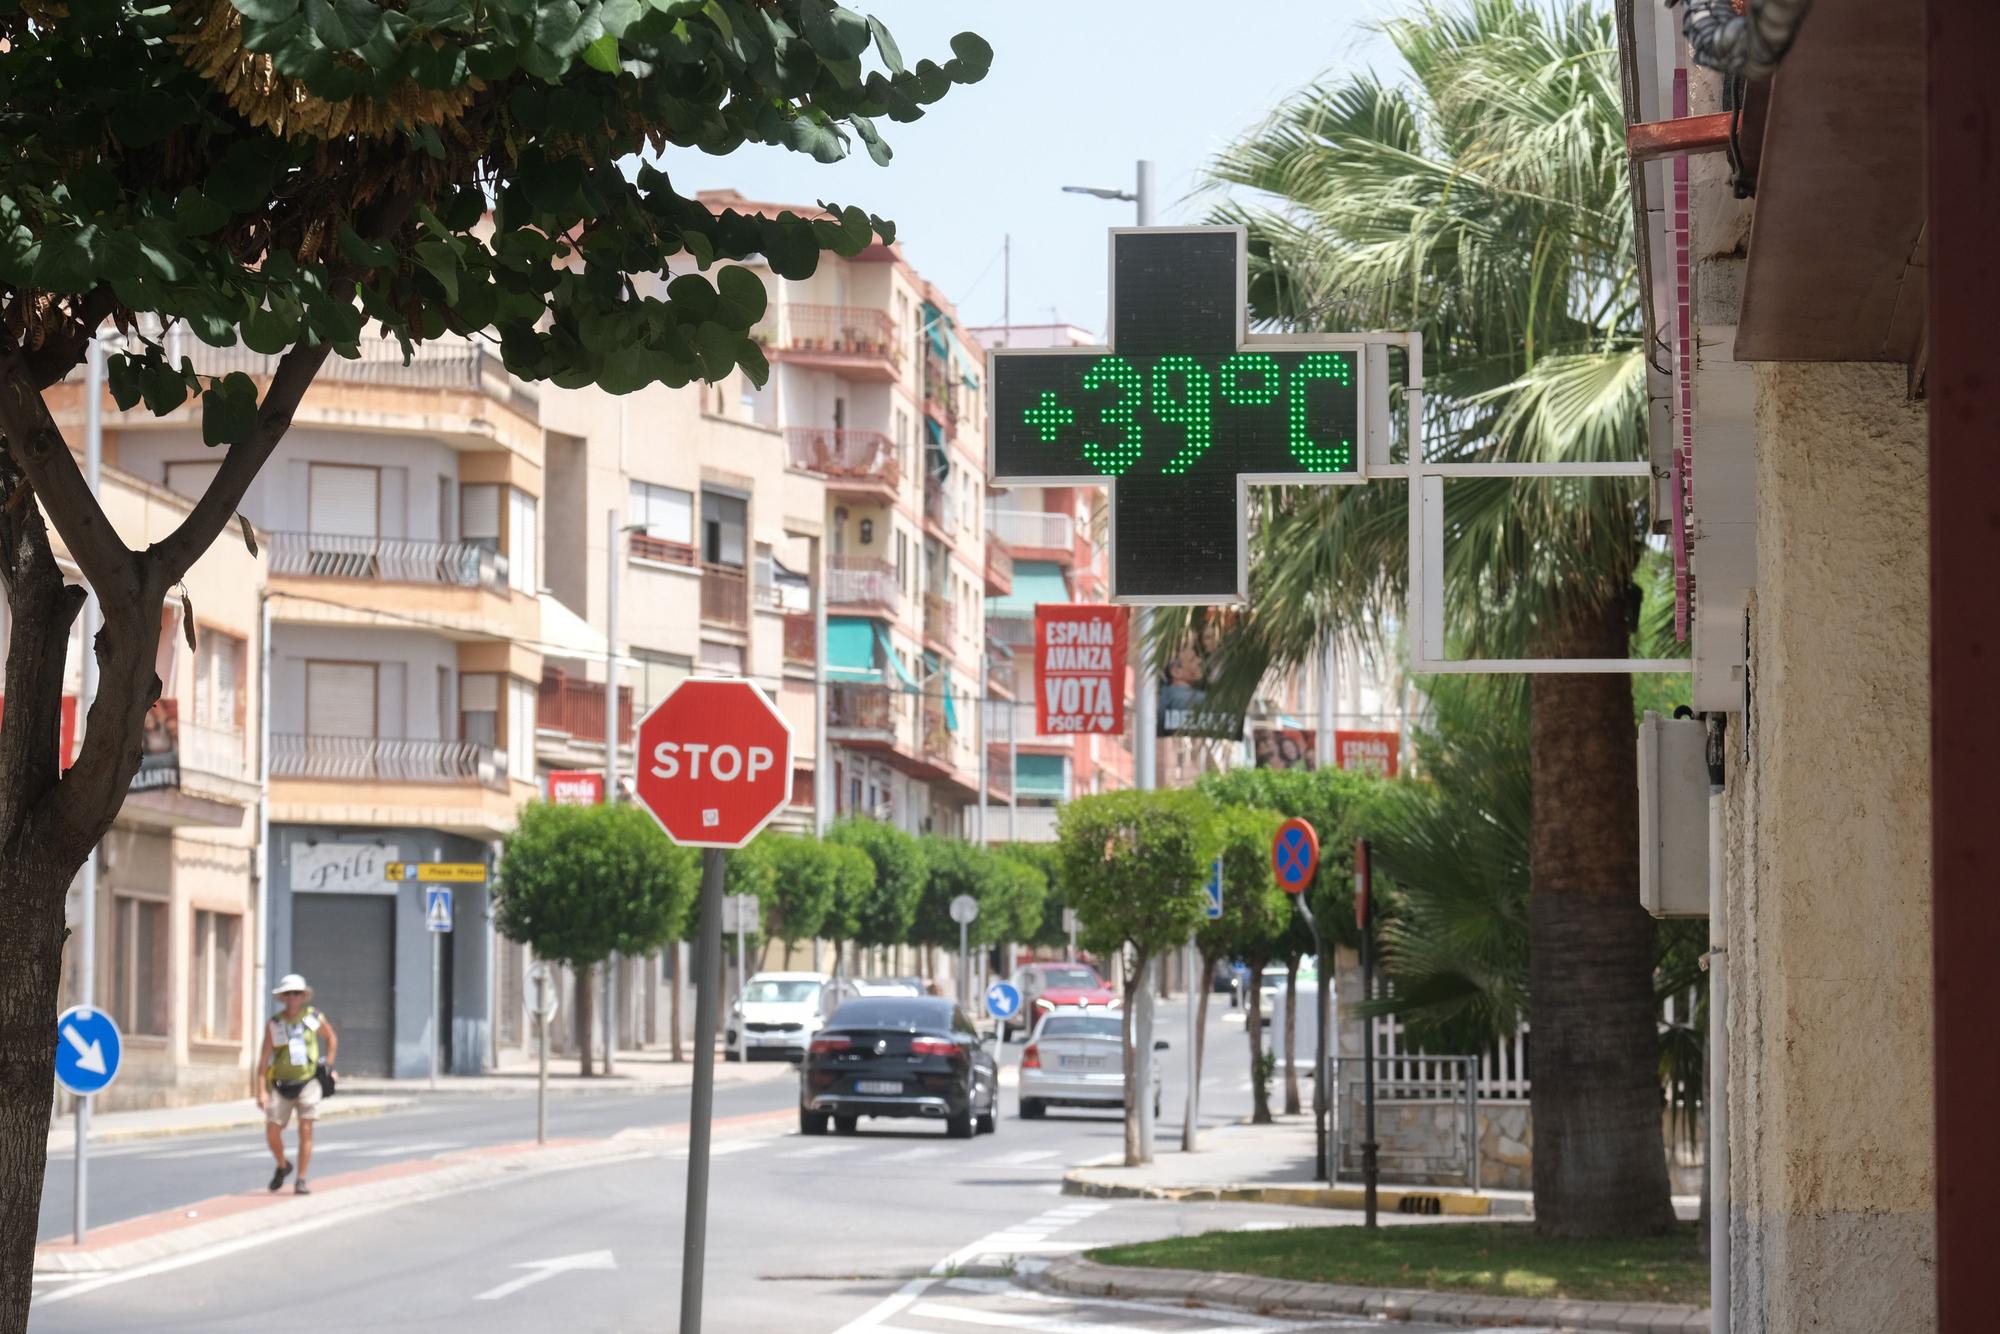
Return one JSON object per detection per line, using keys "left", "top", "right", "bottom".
{"left": 547, "top": 769, "right": 606, "bottom": 806}
{"left": 1334, "top": 730, "right": 1400, "bottom": 778}
{"left": 1034, "top": 604, "right": 1128, "bottom": 736}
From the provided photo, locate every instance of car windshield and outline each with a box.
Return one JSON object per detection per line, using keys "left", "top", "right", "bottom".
{"left": 1040, "top": 967, "right": 1100, "bottom": 988}
{"left": 1039, "top": 1015, "right": 1123, "bottom": 1040}
{"left": 743, "top": 980, "right": 820, "bottom": 1004}
{"left": 827, "top": 997, "right": 956, "bottom": 1030}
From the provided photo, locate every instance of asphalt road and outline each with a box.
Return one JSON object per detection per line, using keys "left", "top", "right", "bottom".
{"left": 29, "top": 997, "right": 1489, "bottom": 1334}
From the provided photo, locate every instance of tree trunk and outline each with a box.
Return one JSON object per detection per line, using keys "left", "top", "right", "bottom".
{"left": 1246, "top": 959, "right": 1272, "bottom": 1124}
{"left": 1133, "top": 952, "right": 1156, "bottom": 1163}
{"left": 1120, "top": 947, "right": 1154, "bottom": 1166}
{"left": 1195, "top": 949, "right": 1213, "bottom": 1076}
{"left": 1283, "top": 958, "right": 1302, "bottom": 1115}
{"left": 1527, "top": 597, "right": 1677, "bottom": 1238}
{"left": 575, "top": 963, "right": 596, "bottom": 1077}
{"left": 669, "top": 943, "right": 684, "bottom": 1062}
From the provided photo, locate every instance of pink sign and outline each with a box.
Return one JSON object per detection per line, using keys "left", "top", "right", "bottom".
{"left": 547, "top": 769, "right": 605, "bottom": 806}
{"left": 1333, "top": 730, "right": 1400, "bottom": 778}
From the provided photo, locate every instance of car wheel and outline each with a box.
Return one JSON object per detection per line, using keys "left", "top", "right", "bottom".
{"left": 800, "top": 1107, "right": 828, "bottom": 1136}
{"left": 946, "top": 1110, "right": 975, "bottom": 1139}
{"left": 724, "top": 1049, "right": 741, "bottom": 1063}
{"left": 1020, "top": 1098, "right": 1046, "bottom": 1120}
{"left": 833, "top": 1115, "right": 858, "bottom": 1135}
{"left": 1153, "top": 1094, "right": 1162, "bottom": 1119}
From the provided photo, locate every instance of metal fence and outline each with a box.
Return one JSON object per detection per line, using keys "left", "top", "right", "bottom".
{"left": 1329, "top": 1054, "right": 1480, "bottom": 1189}
{"left": 271, "top": 734, "right": 507, "bottom": 788}
{"left": 270, "top": 532, "right": 508, "bottom": 590}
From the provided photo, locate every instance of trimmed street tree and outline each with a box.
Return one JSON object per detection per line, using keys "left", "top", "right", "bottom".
{"left": 762, "top": 835, "right": 845, "bottom": 962}
{"left": 826, "top": 816, "right": 926, "bottom": 976}
{"left": 495, "top": 802, "right": 698, "bottom": 1076}
{"left": 1056, "top": 789, "right": 1215, "bottom": 1165}
{"left": 1197, "top": 806, "right": 1289, "bottom": 1124}
{"left": 0, "top": 3, "right": 985, "bottom": 1298}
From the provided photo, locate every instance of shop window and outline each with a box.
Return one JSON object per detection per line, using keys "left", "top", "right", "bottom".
{"left": 113, "top": 895, "right": 169, "bottom": 1037}
{"left": 189, "top": 909, "right": 243, "bottom": 1042}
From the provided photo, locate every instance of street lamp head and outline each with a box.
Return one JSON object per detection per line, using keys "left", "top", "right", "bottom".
{"left": 1061, "top": 185, "right": 1136, "bottom": 202}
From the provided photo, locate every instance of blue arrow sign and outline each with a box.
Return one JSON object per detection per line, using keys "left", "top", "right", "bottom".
{"left": 985, "top": 981, "right": 1023, "bottom": 1021}
{"left": 1204, "top": 857, "right": 1224, "bottom": 920}
{"left": 426, "top": 887, "right": 453, "bottom": 934}
{"left": 55, "top": 1005, "right": 122, "bottom": 1096}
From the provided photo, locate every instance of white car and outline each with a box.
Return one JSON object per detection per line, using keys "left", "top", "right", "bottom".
{"left": 1017, "top": 1011, "right": 1163, "bottom": 1119}
{"left": 726, "top": 972, "right": 854, "bottom": 1062}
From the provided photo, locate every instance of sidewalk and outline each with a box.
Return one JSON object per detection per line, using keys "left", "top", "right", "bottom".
{"left": 338, "top": 1044, "right": 796, "bottom": 1097}
{"left": 1062, "top": 1114, "right": 1533, "bottom": 1217}
{"left": 47, "top": 1095, "right": 412, "bottom": 1155}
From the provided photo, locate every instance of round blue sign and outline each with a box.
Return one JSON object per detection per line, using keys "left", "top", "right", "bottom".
{"left": 985, "top": 981, "right": 1023, "bottom": 1020}
{"left": 1271, "top": 817, "right": 1320, "bottom": 894}
{"left": 55, "top": 1004, "right": 123, "bottom": 1096}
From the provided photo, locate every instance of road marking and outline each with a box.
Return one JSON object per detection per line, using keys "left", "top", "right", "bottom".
{"left": 348, "top": 1140, "right": 466, "bottom": 1159}
{"left": 995, "top": 1150, "right": 1058, "bottom": 1166}
{"left": 878, "top": 1144, "right": 950, "bottom": 1162}
{"left": 829, "top": 1275, "right": 937, "bottom": 1333}
{"left": 661, "top": 1141, "right": 758, "bottom": 1160}
{"left": 777, "top": 1142, "right": 861, "bottom": 1160}
{"left": 141, "top": 1143, "right": 257, "bottom": 1161}
{"left": 937, "top": 1278, "right": 1343, "bottom": 1329}
{"left": 473, "top": 1249, "right": 617, "bottom": 1302}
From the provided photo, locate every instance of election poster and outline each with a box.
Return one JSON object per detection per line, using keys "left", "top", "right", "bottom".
{"left": 1333, "top": 729, "right": 1400, "bottom": 777}
{"left": 1253, "top": 727, "right": 1317, "bottom": 771}
{"left": 1033, "top": 604, "right": 1128, "bottom": 735}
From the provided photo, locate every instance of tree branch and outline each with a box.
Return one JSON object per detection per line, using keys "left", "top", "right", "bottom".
{"left": 149, "top": 338, "right": 332, "bottom": 580}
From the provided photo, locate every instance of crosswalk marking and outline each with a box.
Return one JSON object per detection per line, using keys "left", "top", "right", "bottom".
{"left": 776, "top": 1141, "right": 861, "bottom": 1160}
{"left": 879, "top": 1144, "right": 950, "bottom": 1162}
{"left": 348, "top": 1140, "right": 464, "bottom": 1159}
{"left": 995, "top": 1150, "right": 1058, "bottom": 1166}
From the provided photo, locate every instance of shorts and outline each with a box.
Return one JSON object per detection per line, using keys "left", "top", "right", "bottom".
{"left": 265, "top": 1078, "right": 322, "bottom": 1128}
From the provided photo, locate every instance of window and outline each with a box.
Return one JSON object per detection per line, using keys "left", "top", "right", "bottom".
{"left": 189, "top": 909, "right": 242, "bottom": 1042}
{"left": 699, "top": 641, "right": 744, "bottom": 675}
{"left": 309, "top": 464, "right": 379, "bottom": 537}
{"left": 460, "top": 672, "right": 499, "bottom": 748}
{"left": 701, "top": 492, "right": 747, "bottom": 568}
{"left": 506, "top": 677, "right": 535, "bottom": 782}
{"left": 635, "top": 651, "right": 691, "bottom": 715}
{"left": 195, "top": 632, "right": 247, "bottom": 734}
{"left": 507, "top": 488, "right": 538, "bottom": 594}
{"left": 461, "top": 484, "right": 501, "bottom": 553}
{"left": 306, "top": 661, "right": 377, "bottom": 737}
{"left": 894, "top": 528, "right": 909, "bottom": 598}
{"left": 629, "top": 481, "right": 694, "bottom": 545}
{"left": 113, "top": 896, "right": 168, "bottom": 1036}
{"left": 165, "top": 460, "right": 221, "bottom": 504}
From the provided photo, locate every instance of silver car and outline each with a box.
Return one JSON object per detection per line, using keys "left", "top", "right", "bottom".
{"left": 1017, "top": 1011, "right": 1163, "bottom": 1119}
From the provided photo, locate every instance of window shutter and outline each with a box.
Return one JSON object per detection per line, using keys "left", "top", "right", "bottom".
{"left": 306, "top": 662, "right": 377, "bottom": 737}
{"left": 308, "top": 465, "right": 379, "bottom": 537}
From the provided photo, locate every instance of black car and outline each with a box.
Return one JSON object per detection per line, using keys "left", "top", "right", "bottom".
{"left": 799, "top": 996, "right": 999, "bottom": 1139}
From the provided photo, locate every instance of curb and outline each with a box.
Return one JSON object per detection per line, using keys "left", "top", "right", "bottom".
{"left": 1060, "top": 1168, "right": 1527, "bottom": 1217}
{"left": 46, "top": 1097, "right": 415, "bottom": 1154}
{"left": 1032, "top": 1255, "right": 1708, "bottom": 1334}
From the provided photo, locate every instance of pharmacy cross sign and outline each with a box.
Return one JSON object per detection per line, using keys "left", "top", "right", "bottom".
{"left": 988, "top": 227, "right": 1369, "bottom": 603}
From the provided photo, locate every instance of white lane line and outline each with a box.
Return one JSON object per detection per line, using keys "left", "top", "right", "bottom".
{"left": 938, "top": 1278, "right": 1342, "bottom": 1330}
{"left": 878, "top": 1144, "right": 950, "bottom": 1162}
{"left": 148, "top": 1143, "right": 268, "bottom": 1161}
{"left": 829, "top": 1276, "right": 937, "bottom": 1333}
{"left": 777, "top": 1142, "right": 861, "bottom": 1160}
{"left": 661, "top": 1141, "right": 759, "bottom": 1160}
{"left": 347, "top": 1141, "right": 465, "bottom": 1159}
{"left": 995, "top": 1150, "right": 1059, "bottom": 1166}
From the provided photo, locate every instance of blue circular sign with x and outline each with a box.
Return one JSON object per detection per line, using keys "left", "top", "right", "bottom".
{"left": 1271, "top": 818, "right": 1320, "bottom": 894}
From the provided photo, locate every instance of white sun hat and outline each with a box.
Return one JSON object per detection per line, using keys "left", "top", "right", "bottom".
{"left": 272, "top": 973, "right": 312, "bottom": 996}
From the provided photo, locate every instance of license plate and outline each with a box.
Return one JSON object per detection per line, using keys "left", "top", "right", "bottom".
{"left": 1059, "top": 1056, "right": 1106, "bottom": 1070}
{"left": 855, "top": 1080, "right": 902, "bottom": 1094}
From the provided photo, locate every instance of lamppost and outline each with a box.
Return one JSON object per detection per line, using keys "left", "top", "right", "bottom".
{"left": 603, "top": 511, "right": 649, "bottom": 1075}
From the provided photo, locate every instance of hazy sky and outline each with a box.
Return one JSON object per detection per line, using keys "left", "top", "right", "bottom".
{"left": 680, "top": 1, "right": 1399, "bottom": 338}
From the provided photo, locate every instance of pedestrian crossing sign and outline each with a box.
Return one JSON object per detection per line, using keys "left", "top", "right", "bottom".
{"left": 426, "top": 887, "right": 453, "bottom": 933}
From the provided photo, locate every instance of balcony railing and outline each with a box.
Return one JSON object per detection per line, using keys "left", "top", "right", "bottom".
{"left": 629, "top": 533, "right": 698, "bottom": 568}
{"left": 827, "top": 555, "right": 901, "bottom": 613}
{"left": 986, "top": 749, "right": 1013, "bottom": 799}
{"left": 783, "top": 612, "right": 816, "bottom": 665}
{"left": 786, "top": 428, "right": 899, "bottom": 488}
{"left": 700, "top": 563, "right": 749, "bottom": 628}
{"left": 987, "top": 615, "right": 1035, "bottom": 649}
{"left": 828, "top": 682, "right": 896, "bottom": 733}
{"left": 146, "top": 334, "right": 540, "bottom": 414}
{"left": 985, "top": 538, "right": 1014, "bottom": 590}
{"left": 923, "top": 592, "right": 956, "bottom": 646}
{"left": 924, "top": 479, "right": 960, "bottom": 534}
{"left": 180, "top": 720, "right": 248, "bottom": 781}
{"left": 921, "top": 705, "right": 952, "bottom": 762}
{"left": 271, "top": 734, "right": 507, "bottom": 788}
{"left": 987, "top": 508, "right": 1075, "bottom": 552}
{"left": 773, "top": 305, "right": 899, "bottom": 361}
{"left": 271, "top": 532, "right": 508, "bottom": 590}
{"left": 922, "top": 354, "right": 961, "bottom": 426}
{"left": 538, "top": 670, "right": 633, "bottom": 746}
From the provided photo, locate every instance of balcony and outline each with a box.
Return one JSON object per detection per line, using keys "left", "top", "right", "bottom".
{"left": 923, "top": 353, "right": 962, "bottom": 429}
{"left": 986, "top": 749, "right": 1013, "bottom": 802}
{"left": 921, "top": 704, "right": 952, "bottom": 764}
{"left": 786, "top": 428, "right": 900, "bottom": 500}
{"left": 828, "top": 682, "right": 897, "bottom": 735}
{"left": 538, "top": 670, "right": 633, "bottom": 747}
{"left": 924, "top": 478, "right": 961, "bottom": 538}
{"left": 629, "top": 533, "right": 698, "bottom": 568}
{"left": 766, "top": 305, "right": 901, "bottom": 382}
{"left": 271, "top": 734, "right": 507, "bottom": 789}
{"left": 180, "top": 720, "right": 249, "bottom": 781}
{"left": 827, "top": 555, "right": 901, "bottom": 615}
{"left": 986, "top": 646, "right": 1015, "bottom": 701}
{"left": 984, "top": 538, "right": 1014, "bottom": 597}
{"left": 923, "top": 593, "right": 957, "bottom": 649}
{"left": 271, "top": 532, "right": 508, "bottom": 591}
{"left": 700, "top": 563, "right": 749, "bottom": 629}
{"left": 783, "top": 612, "right": 816, "bottom": 666}
{"left": 987, "top": 615, "right": 1034, "bottom": 650}
{"left": 988, "top": 508, "right": 1076, "bottom": 556}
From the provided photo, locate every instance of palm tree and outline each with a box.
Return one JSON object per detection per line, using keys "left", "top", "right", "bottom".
{"left": 1178, "top": 0, "right": 1677, "bottom": 1237}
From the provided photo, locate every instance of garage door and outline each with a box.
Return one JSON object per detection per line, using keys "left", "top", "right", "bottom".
{"left": 292, "top": 894, "right": 396, "bottom": 1077}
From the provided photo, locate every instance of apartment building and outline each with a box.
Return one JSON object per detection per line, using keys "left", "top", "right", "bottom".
{"left": 705, "top": 191, "right": 995, "bottom": 840}
{"left": 969, "top": 324, "right": 1138, "bottom": 842}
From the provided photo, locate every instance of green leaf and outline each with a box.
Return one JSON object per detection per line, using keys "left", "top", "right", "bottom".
{"left": 852, "top": 115, "right": 890, "bottom": 167}
{"left": 106, "top": 355, "right": 146, "bottom": 412}
{"left": 241, "top": 304, "right": 298, "bottom": 355}
{"left": 715, "top": 264, "right": 766, "bottom": 328}
{"left": 413, "top": 240, "right": 461, "bottom": 303}
{"left": 692, "top": 319, "right": 740, "bottom": 381}
{"left": 799, "top": 0, "right": 869, "bottom": 59}
{"left": 666, "top": 271, "right": 717, "bottom": 321}
{"left": 239, "top": 513, "right": 260, "bottom": 558}
{"left": 581, "top": 31, "right": 621, "bottom": 73}
{"left": 201, "top": 372, "right": 260, "bottom": 447}
{"left": 337, "top": 222, "right": 395, "bottom": 269}
{"left": 866, "top": 15, "right": 903, "bottom": 73}
{"left": 234, "top": 0, "right": 302, "bottom": 21}
{"left": 737, "top": 337, "right": 769, "bottom": 388}
{"left": 304, "top": 0, "right": 382, "bottom": 51}
{"left": 946, "top": 31, "right": 993, "bottom": 82}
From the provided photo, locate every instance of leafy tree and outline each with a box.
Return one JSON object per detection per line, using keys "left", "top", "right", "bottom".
{"left": 826, "top": 816, "right": 925, "bottom": 959}
{"left": 496, "top": 803, "right": 698, "bottom": 1075}
{"left": 723, "top": 831, "right": 778, "bottom": 965}
{"left": 762, "top": 835, "right": 844, "bottom": 955}
{"left": 997, "top": 841, "right": 1070, "bottom": 952}
{"left": 1195, "top": 806, "right": 1288, "bottom": 1123}
{"left": 1178, "top": 0, "right": 1675, "bottom": 1238}
{"left": 0, "top": 1, "right": 985, "bottom": 1301}
{"left": 1056, "top": 789, "right": 1215, "bottom": 1164}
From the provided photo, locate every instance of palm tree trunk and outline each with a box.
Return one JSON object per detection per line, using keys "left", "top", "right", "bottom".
{"left": 1282, "top": 958, "right": 1302, "bottom": 1115}
{"left": 1527, "top": 597, "right": 1676, "bottom": 1237}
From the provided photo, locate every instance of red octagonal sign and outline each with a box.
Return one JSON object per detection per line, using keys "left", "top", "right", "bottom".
{"left": 635, "top": 677, "right": 794, "bottom": 849}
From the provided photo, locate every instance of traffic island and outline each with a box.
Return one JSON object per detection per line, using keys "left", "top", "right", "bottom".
{"left": 1037, "top": 1228, "right": 1710, "bottom": 1333}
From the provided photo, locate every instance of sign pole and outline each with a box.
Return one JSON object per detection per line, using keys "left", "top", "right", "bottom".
{"left": 1182, "top": 937, "right": 1199, "bottom": 1152}
{"left": 958, "top": 919, "right": 969, "bottom": 1011}
{"left": 679, "top": 845, "right": 727, "bottom": 1334}
{"left": 430, "top": 929, "right": 441, "bottom": 1091}
{"left": 1357, "top": 837, "right": 1378, "bottom": 1228}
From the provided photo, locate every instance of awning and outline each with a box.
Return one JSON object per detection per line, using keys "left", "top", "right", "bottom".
{"left": 1015, "top": 753, "right": 1066, "bottom": 798}
{"left": 988, "top": 560, "right": 1068, "bottom": 618}
{"left": 827, "top": 617, "right": 878, "bottom": 683}
{"left": 537, "top": 592, "right": 609, "bottom": 660}
{"left": 873, "top": 624, "right": 917, "bottom": 687}
{"left": 921, "top": 301, "right": 950, "bottom": 358}
{"left": 942, "top": 666, "right": 959, "bottom": 734}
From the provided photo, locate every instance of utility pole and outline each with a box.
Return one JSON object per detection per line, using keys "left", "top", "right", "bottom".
{"left": 1357, "top": 838, "right": 1379, "bottom": 1227}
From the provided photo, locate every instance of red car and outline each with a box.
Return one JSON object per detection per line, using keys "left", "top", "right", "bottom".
{"left": 1004, "top": 961, "right": 1118, "bottom": 1040}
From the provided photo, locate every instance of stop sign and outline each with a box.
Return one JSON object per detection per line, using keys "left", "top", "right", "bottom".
{"left": 634, "top": 677, "right": 794, "bottom": 848}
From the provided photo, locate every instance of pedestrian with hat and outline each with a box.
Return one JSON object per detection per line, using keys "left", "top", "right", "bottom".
{"left": 255, "top": 973, "right": 338, "bottom": 1194}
